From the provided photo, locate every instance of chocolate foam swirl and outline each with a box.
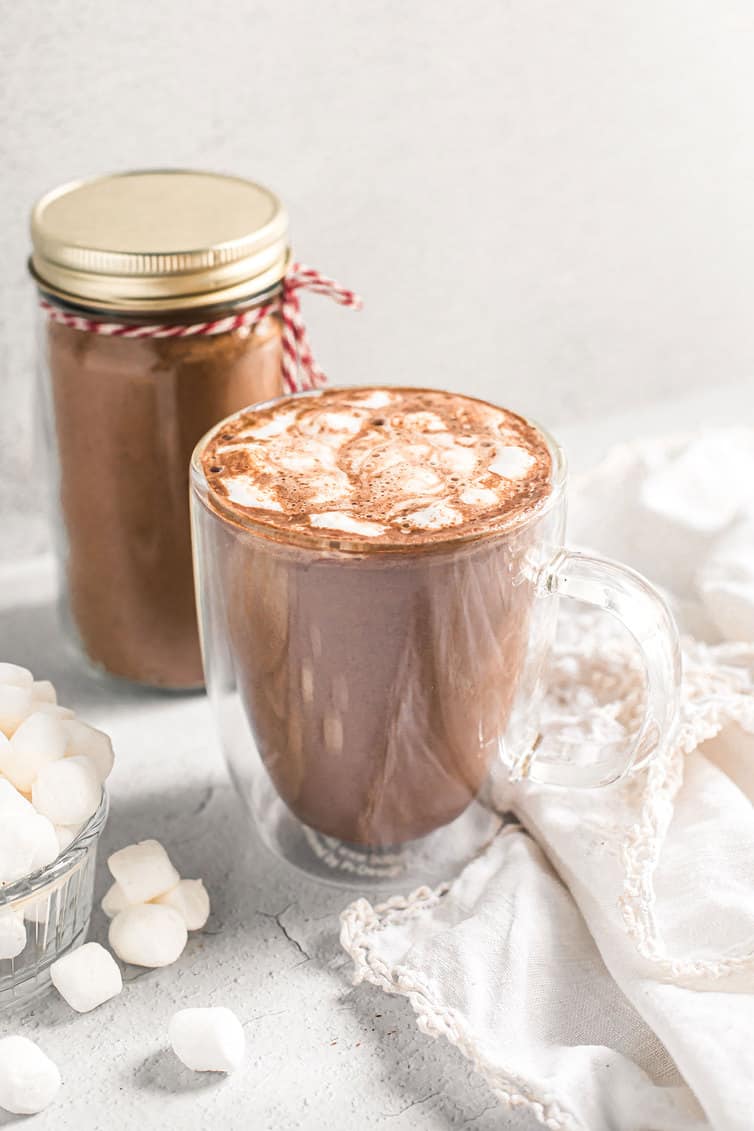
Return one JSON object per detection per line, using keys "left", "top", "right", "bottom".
{"left": 201, "top": 387, "right": 553, "bottom": 545}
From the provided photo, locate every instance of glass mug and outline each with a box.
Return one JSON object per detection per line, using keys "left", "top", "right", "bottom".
{"left": 190, "top": 388, "right": 680, "bottom": 885}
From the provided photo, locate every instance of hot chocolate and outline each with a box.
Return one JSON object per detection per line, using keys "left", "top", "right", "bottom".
{"left": 193, "top": 387, "right": 556, "bottom": 846}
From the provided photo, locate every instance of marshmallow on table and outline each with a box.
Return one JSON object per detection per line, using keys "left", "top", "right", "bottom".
{"left": 169, "top": 1007, "right": 245, "bottom": 1073}
{"left": 108, "top": 839, "right": 180, "bottom": 904}
{"left": 51, "top": 941, "right": 122, "bottom": 1012}
{"left": 109, "top": 904, "right": 188, "bottom": 967}
{"left": 1, "top": 712, "right": 67, "bottom": 792}
{"left": 0, "top": 908, "right": 27, "bottom": 960}
{"left": 155, "top": 879, "right": 210, "bottom": 931}
{"left": 101, "top": 881, "right": 131, "bottom": 919}
{"left": 32, "top": 755, "right": 101, "bottom": 826}
{"left": 0, "top": 1035, "right": 61, "bottom": 1115}
{"left": 62, "top": 719, "right": 114, "bottom": 783}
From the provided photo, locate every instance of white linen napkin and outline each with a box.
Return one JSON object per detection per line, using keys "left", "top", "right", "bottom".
{"left": 340, "top": 430, "right": 754, "bottom": 1131}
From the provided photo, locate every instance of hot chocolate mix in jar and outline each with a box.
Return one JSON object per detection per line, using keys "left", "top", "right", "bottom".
{"left": 29, "top": 171, "right": 360, "bottom": 689}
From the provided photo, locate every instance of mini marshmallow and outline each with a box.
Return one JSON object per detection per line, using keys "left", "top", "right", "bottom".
{"left": 0, "top": 663, "right": 33, "bottom": 689}
{"left": 0, "top": 813, "right": 42, "bottom": 883}
{"left": 31, "top": 679, "right": 57, "bottom": 704}
{"left": 0, "top": 1035, "right": 61, "bottom": 1115}
{"left": 0, "top": 776, "right": 35, "bottom": 817}
{"left": 0, "top": 909, "right": 26, "bottom": 960}
{"left": 3, "top": 712, "right": 67, "bottom": 792}
{"left": 155, "top": 879, "right": 210, "bottom": 931}
{"left": 109, "top": 904, "right": 188, "bottom": 967}
{"left": 54, "top": 824, "right": 82, "bottom": 853}
{"left": 101, "top": 881, "right": 131, "bottom": 919}
{"left": 62, "top": 719, "right": 114, "bottom": 783}
{"left": 28, "top": 814, "right": 60, "bottom": 873}
{"left": 168, "top": 1007, "right": 245, "bottom": 1073}
{"left": 108, "top": 839, "right": 180, "bottom": 904}
{"left": 51, "top": 941, "right": 122, "bottom": 1012}
{"left": 0, "top": 685, "right": 32, "bottom": 737}
{"left": 32, "top": 755, "right": 101, "bottom": 826}
{"left": 31, "top": 703, "right": 75, "bottom": 721}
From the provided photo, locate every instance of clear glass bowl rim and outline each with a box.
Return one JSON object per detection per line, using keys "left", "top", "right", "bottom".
{"left": 0, "top": 789, "right": 109, "bottom": 907}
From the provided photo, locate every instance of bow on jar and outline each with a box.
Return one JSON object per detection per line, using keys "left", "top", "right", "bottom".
{"left": 39, "top": 261, "right": 363, "bottom": 393}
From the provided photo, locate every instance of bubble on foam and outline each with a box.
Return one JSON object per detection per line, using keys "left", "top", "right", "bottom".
{"left": 353, "top": 390, "right": 393, "bottom": 409}
{"left": 241, "top": 410, "right": 298, "bottom": 440}
{"left": 307, "top": 470, "right": 351, "bottom": 507}
{"left": 460, "top": 486, "right": 499, "bottom": 507}
{"left": 402, "top": 411, "right": 446, "bottom": 433}
{"left": 319, "top": 411, "right": 365, "bottom": 434}
{"left": 405, "top": 502, "right": 464, "bottom": 530}
{"left": 274, "top": 441, "right": 336, "bottom": 473}
{"left": 299, "top": 410, "right": 367, "bottom": 439}
{"left": 488, "top": 446, "right": 536, "bottom": 480}
{"left": 309, "top": 512, "right": 386, "bottom": 537}
{"left": 437, "top": 446, "right": 477, "bottom": 474}
{"left": 225, "top": 478, "right": 282, "bottom": 511}
{"left": 393, "top": 466, "right": 442, "bottom": 495}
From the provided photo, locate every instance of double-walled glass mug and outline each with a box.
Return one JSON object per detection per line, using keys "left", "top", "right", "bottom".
{"left": 190, "top": 387, "right": 680, "bottom": 886}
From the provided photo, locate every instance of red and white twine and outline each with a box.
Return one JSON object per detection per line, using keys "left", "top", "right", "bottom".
{"left": 39, "top": 262, "right": 362, "bottom": 393}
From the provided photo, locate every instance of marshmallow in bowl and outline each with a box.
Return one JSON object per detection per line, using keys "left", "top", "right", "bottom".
{"left": 2, "top": 713, "right": 67, "bottom": 792}
{"left": 31, "top": 679, "right": 57, "bottom": 704}
{"left": 0, "top": 813, "right": 58, "bottom": 884}
{"left": 0, "top": 664, "right": 33, "bottom": 689}
{"left": 0, "top": 908, "right": 26, "bottom": 960}
{"left": 0, "top": 666, "right": 114, "bottom": 889}
{"left": 61, "top": 720, "right": 114, "bottom": 783}
{"left": 32, "top": 756, "right": 101, "bottom": 827}
{"left": 0, "top": 685, "right": 33, "bottom": 737}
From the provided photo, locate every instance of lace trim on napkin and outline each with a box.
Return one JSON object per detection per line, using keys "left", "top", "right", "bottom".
{"left": 340, "top": 825, "right": 582, "bottom": 1131}
{"left": 341, "top": 616, "right": 754, "bottom": 1129}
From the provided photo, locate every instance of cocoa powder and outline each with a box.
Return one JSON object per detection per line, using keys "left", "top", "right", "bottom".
{"left": 46, "top": 312, "right": 282, "bottom": 688}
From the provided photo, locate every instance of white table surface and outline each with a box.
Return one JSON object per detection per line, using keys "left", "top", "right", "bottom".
{"left": 1, "top": 378, "right": 752, "bottom": 1131}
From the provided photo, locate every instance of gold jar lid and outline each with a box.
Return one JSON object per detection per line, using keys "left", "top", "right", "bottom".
{"left": 30, "top": 170, "right": 290, "bottom": 313}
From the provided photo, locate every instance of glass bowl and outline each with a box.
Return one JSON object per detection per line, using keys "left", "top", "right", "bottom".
{"left": 0, "top": 790, "right": 108, "bottom": 1011}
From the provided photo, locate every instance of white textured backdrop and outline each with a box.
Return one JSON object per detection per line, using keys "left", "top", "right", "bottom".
{"left": 2, "top": 1, "right": 754, "bottom": 559}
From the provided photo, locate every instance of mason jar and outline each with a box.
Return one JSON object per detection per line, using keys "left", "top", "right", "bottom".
{"left": 29, "top": 171, "right": 289, "bottom": 689}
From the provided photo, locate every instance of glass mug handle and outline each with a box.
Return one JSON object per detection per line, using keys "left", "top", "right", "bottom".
{"left": 521, "top": 549, "right": 682, "bottom": 788}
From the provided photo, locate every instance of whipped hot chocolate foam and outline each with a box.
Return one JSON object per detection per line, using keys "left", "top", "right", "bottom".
{"left": 201, "top": 387, "right": 553, "bottom": 545}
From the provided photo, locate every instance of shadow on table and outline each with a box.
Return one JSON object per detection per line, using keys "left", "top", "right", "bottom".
{"left": 133, "top": 1047, "right": 228, "bottom": 1096}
